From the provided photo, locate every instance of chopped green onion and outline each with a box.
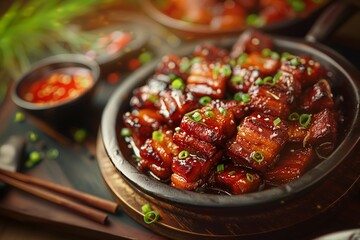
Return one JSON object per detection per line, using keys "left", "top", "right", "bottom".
{"left": 288, "top": 112, "right": 300, "bottom": 121}
{"left": 281, "top": 52, "right": 292, "bottom": 61}
{"left": 234, "top": 92, "right": 243, "bottom": 102}
{"left": 46, "top": 148, "right": 59, "bottom": 160}
{"left": 273, "top": 117, "right": 281, "bottom": 126}
{"left": 241, "top": 93, "right": 251, "bottom": 103}
{"left": 144, "top": 211, "right": 160, "bottom": 224}
{"left": 307, "top": 67, "right": 313, "bottom": 76}
{"left": 267, "top": 91, "right": 280, "bottom": 100}
{"left": 217, "top": 164, "right": 224, "bottom": 172}
{"left": 251, "top": 151, "right": 264, "bottom": 163}
{"left": 229, "top": 59, "right": 236, "bottom": 67}
{"left": 192, "top": 112, "right": 202, "bottom": 122}
{"left": 228, "top": 170, "right": 236, "bottom": 175}
{"left": 152, "top": 130, "right": 163, "bottom": 141}
{"left": 178, "top": 150, "right": 189, "bottom": 159}
{"left": 213, "top": 67, "right": 220, "bottom": 76}
{"left": 73, "top": 129, "right": 87, "bottom": 143}
{"left": 290, "top": 57, "right": 301, "bottom": 66}
{"left": 199, "top": 96, "right": 212, "bottom": 106}
{"left": 148, "top": 94, "right": 159, "bottom": 103}
{"left": 25, "top": 160, "right": 34, "bottom": 168}
{"left": 246, "top": 14, "right": 265, "bottom": 27}
{"left": 28, "top": 131, "right": 38, "bottom": 142}
{"left": 168, "top": 73, "right": 177, "bottom": 80}
{"left": 180, "top": 59, "right": 191, "bottom": 72}
{"left": 219, "top": 107, "right": 227, "bottom": 115}
{"left": 138, "top": 51, "right": 154, "bottom": 64}
{"left": 14, "top": 112, "right": 26, "bottom": 123}
{"left": 171, "top": 78, "right": 185, "bottom": 90}
{"left": 29, "top": 151, "right": 42, "bottom": 163}
{"left": 288, "top": 0, "right": 305, "bottom": 12}
{"left": 237, "top": 53, "right": 248, "bottom": 65}
{"left": 205, "top": 111, "right": 214, "bottom": 118}
{"left": 255, "top": 77, "right": 264, "bottom": 85}
{"left": 141, "top": 203, "right": 152, "bottom": 214}
{"left": 263, "top": 76, "right": 274, "bottom": 86}
{"left": 231, "top": 75, "right": 243, "bottom": 83}
{"left": 299, "top": 114, "right": 312, "bottom": 129}
{"left": 121, "top": 128, "right": 131, "bottom": 137}
{"left": 273, "top": 72, "right": 282, "bottom": 83}
{"left": 246, "top": 173, "right": 254, "bottom": 182}
{"left": 220, "top": 65, "right": 232, "bottom": 77}
{"left": 234, "top": 92, "right": 250, "bottom": 103}
{"left": 262, "top": 48, "right": 272, "bottom": 58}
{"left": 190, "top": 57, "right": 202, "bottom": 65}
{"left": 271, "top": 52, "right": 280, "bottom": 60}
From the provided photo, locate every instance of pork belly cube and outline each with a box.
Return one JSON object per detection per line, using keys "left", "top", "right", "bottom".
{"left": 139, "top": 129, "right": 179, "bottom": 180}
{"left": 130, "top": 74, "right": 170, "bottom": 109}
{"left": 173, "top": 130, "right": 218, "bottom": 159}
{"left": 123, "top": 109, "right": 165, "bottom": 148}
{"left": 260, "top": 4, "right": 294, "bottom": 25}
{"left": 287, "top": 109, "right": 337, "bottom": 153}
{"left": 287, "top": 121, "right": 308, "bottom": 142}
{"left": 193, "top": 44, "right": 229, "bottom": 63}
{"left": 171, "top": 151, "right": 223, "bottom": 190}
{"left": 307, "top": 108, "right": 337, "bottom": 150}
{"left": 241, "top": 52, "right": 280, "bottom": 76}
{"left": 227, "top": 112, "right": 289, "bottom": 172}
{"left": 265, "top": 145, "right": 314, "bottom": 185}
{"left": 275, "top": 71, "right": 302, "bottom": 103}
{"left": 248, "top": 85, "right": 292, "bottom": 119}
{"left": 208, "top": 99, "right": 247, "bottom": 120}
{"left": 186, "top": 61, "right": 231, "bottom": 99}
{"left": 280, "top": 56, "right": 307, "bottom": 85}
{"left": 300, "top": 56, "right": 327, "bottom": 87}
{"left": 179, "top": 106, "right": 236, "bottom": 145}
{"left": 301, "top": 79, "right": 335, "bottom": 113}
{"left": 159, "top": 89, "right": 199, "bottom": 126}
{"left": 214, "top": 164, "right": 262, "bottom": 195}
{"left": 231, "top": 30, "right": 274, "bottom": 59}
{"left": 156, "top": 54, "right": 189, "bottom": 80}
{"left": 210, "top": 3, "right": 246, "bottom": 30}
{"left": 228, "top": 66, "right": 261, "bottom": 93}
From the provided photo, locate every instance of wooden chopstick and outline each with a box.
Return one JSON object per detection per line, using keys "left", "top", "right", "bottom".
{"left": 0, "top": 173, "right": 108, "bottom": 224}
{"left": 0, "top": 169, "right": 118, "bottom": 213}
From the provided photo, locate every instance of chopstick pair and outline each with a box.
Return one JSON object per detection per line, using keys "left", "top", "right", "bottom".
{"left": 0, "top": 169, "right": 118, "bottom": 224}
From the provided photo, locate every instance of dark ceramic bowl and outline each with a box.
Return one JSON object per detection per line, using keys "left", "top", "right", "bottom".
{"left": 101, "top": 35, "right": 360, "bottom": 209}
{"left": 12, "top": 54, "right": 100, "bottom": 127}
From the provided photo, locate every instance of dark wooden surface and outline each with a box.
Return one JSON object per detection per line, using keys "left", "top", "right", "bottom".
{"left": 0, "top": 1, "right": 359, "bottom": 239}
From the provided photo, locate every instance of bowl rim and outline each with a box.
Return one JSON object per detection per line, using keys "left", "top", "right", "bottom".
{"left": 101, "top": 35, "right": 360, "bottom": 208}
{"left": 11, "top": 54, "right": 100, "bottom": 111}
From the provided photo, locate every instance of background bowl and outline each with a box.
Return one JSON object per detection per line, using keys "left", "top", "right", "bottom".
{"left": 141, "top": 0, "right": 331, "bottom": 38}
{"left": 12, "top": 54, "right": 100, "bottom": 128}
{"left": 101, "top": 35, "right": 360, "bottom": 209}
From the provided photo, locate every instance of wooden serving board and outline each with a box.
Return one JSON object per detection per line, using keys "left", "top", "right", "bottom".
{"left": 96, "top": 131, "right": 360, "bottom": 240}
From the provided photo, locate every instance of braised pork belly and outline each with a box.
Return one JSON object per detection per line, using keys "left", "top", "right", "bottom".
{"left": 121, "top": 30, "right": 341, "bottom": 195}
